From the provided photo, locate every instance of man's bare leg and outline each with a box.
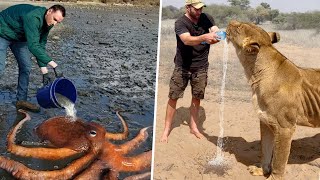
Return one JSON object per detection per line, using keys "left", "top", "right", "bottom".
{"left": 160, "top": 98, "right": 177, "bottom": 143}
{"left": 189, "top": 97, "right": 204, "bottom": 139}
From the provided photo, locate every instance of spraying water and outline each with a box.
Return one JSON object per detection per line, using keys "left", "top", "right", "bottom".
{"left": 208, "top": 39, "right": 229, "bottom": 166}
{"left": 56, "top": 93, "right": 77, "bottom": 120}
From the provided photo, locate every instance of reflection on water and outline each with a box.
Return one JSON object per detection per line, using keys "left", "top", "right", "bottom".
{"left": 0, "top": 2, "right": 156, "bottom": 179}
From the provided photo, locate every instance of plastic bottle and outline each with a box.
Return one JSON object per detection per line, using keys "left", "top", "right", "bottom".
{"left": 201, "top": 31, "right": 226, "bottom": 44}
{"left": 216, "top": 31, "right": 226, "bottom": 41}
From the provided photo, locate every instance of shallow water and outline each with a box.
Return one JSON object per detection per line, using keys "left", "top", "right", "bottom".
{"left": 0, "top": 3, "right": 158, "bottom": 179}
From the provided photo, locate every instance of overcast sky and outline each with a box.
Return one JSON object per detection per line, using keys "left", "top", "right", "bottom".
{"left": 161, "top": 0, "right": 320, "bottom": 13}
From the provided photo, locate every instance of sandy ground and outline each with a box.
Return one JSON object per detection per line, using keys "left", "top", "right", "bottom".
{"left": 153, "top": 20, "right": 320, "bottom": 180}
{"left": 0, "top": 1, "right": 159, "bottom": 179}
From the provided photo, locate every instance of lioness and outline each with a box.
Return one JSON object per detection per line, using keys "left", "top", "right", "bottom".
{"left": 226, "top": 20, "right": 320, "bottom": 180}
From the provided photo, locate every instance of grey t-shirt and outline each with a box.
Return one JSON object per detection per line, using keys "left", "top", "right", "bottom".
{"left": 174, "top": 13, "right": 215, "bottom": 71}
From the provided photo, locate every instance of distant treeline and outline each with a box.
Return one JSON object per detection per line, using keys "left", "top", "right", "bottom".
{"left": 35, "top": 0, "right": 159, "bottom": 6}
{"left": 162, "top": 0, "right": 320, "bottom": 30}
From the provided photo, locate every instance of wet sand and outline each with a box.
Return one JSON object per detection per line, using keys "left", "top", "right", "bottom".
{"left": 0, "top": 1, "right": 159, "bottom": 179}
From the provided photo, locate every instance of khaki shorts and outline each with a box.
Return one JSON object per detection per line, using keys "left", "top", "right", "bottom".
{"left": 168, "top": 67, "right": 208, "bottom": 100}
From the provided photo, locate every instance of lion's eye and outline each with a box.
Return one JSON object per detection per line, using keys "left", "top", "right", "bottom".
{"left": 89, "top": 130, "right": 97, "bottom": 137}
{"left": 236, "top": 26, "right": 241, "bottom": 33}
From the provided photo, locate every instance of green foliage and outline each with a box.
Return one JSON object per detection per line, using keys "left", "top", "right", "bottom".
{"left": 204, "top": 5, "right": 250, "bottom": 27}
{"left": 162, "top": 4, "right": 266, "bottom": 28}
{"left": 273, "top": 11, "right": 320, "bottom": 30}
{"left": 227, "top": 0, "right": 250, "bottom": 10}
{"left": 269, "top": 9, "right": 280, "bottom": 21}
{"left": 161, "top": 5, "right": 183, "bottom": 20}
{"left": 162, "top": 2, "right": 320, "bottom": 30}
{"left": 254, "top": 5, "right": 270, "bottom": 24}
{"left": 260, "top": 2, "right": 271, "bottom": 9}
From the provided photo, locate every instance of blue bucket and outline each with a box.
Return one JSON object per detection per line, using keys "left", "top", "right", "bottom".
{"left": 36, "top": 78, "right": 77, "bottom": 109}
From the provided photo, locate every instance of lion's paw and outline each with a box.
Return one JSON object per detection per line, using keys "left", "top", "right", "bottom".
{"left": 266, "top": 174, "right": 284, "bottom": 180}
{"left": 248, "top": 165, "right": 264, "bottom": 176}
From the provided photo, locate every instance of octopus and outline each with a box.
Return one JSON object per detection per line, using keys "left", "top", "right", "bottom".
{"left": 0, "top": 109, "right": 152, "bottom": 180}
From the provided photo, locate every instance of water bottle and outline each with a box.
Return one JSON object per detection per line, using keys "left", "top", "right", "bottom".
{"left": 216, "top": 31, "right": 226, "bottom": 41}
{"left": 201, "top": 31, "right": 226, "bottom": 44}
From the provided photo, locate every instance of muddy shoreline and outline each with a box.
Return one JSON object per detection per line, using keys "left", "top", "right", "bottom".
{"left": 0, "top": 2, "right": 159, "bottom": 179}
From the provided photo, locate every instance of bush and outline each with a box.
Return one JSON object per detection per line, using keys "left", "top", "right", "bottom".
{"left": 163, "top": 4, "right": 320, "bottom": 30}
{"left": 273, "top": 11, "right": 320, "bottom": 30}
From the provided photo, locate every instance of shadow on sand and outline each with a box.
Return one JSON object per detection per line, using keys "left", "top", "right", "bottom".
{"left": 173, "top": 106, "right": 320, "bottom": 167}
{"left": 169, "top": 106, "right": 207, "bottom": 135}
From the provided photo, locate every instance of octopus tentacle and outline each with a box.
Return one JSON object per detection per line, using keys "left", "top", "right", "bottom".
{"left": 103, "top": 151, "right": 152, "bottom": 172}
{"left": 104, "top": 169, "right": 119, "bottom": 180}
{"left": 114, "top": 127, "right": 149, "bottom": 155}
{"left": 0, "top": 149, "right": 97, "bottom": 180}
{"left": 105, "top": 111, "right": 129, "bottom": 140}
{"left": 74, "top": 160, "right": 108, "bottom": 180}
{"left": 8, "top": 109, "right": 79, "bottom": 160}
{"left": 123, "top": 172, "right": 151, "bottom": 180}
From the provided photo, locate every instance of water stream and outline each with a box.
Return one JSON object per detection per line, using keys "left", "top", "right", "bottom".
{"left": 208, "top": 39, "right": 229, "bottom": 166}
{"left": 56, "top": 93, "right": 77, "bottom": 120}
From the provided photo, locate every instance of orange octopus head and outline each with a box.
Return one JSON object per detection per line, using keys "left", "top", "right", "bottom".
{"left": 35, "top": 116, "right": 106, "bottom": 154}
{"left": 83, "top": 121, "right": 106, "bottom": 154}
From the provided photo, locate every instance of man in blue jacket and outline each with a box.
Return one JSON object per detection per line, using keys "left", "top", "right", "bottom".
{"left": 0, "top": 4, "right": 65, "bottom": 112}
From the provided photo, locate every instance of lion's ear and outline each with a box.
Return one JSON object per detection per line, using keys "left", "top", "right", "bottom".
{"left": 268, "top": 32, "right": 280, "bottom": 44}
{"left": 243, "top": 40, "right": 260, "bottom": 55}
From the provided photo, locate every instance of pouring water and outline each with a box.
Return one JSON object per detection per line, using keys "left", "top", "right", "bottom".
{"left": 208, "top": 38, "right": 229, "bottom": 167}
{"left": 56, "top": 93, "right": 77, "bottom": 120}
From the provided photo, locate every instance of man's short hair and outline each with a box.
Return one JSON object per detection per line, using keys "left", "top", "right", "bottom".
{"left": 49, "top": 4, "right": 66, "bottom": 17}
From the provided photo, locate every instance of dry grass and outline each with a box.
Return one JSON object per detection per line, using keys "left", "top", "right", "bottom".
{"left": 261, "top": 24, "right": 320, "bottom": 48}
{"left": 154, "top": 19, "right": 320, "bottom": 180}
{"left": 160, "top": 19, "right": 320, "bottom": 48}
{"left": 158, "top": 19, "right": 320, "bottom": 102}
{"left": 159, "top": 19, "right": 320, "bottom": 86}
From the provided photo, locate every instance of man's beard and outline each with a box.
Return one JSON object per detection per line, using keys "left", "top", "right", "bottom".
{"left": 189, "top": 11, "right": 200, "bottom": 20}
